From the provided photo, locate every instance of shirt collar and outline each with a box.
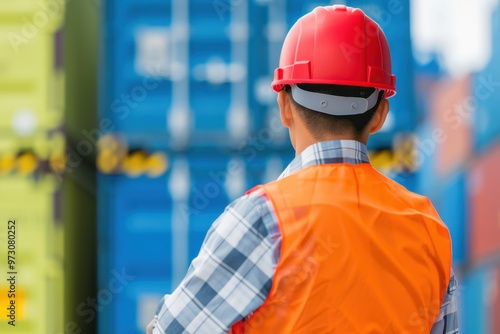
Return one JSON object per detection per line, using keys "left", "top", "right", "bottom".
{"left": 279, "top": 140, "right": 370, "bottom": 179}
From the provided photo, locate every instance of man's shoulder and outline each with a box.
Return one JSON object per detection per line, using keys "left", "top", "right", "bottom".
{"left": 229, "top": 186, "right": 274, "bottom": 219}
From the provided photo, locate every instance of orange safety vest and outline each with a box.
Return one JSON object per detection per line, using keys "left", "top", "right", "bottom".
{"left": 231, "top": 163, "right": 452, "bottom": 334}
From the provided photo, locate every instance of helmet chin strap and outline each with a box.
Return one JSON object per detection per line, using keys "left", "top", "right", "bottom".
{"left": 290, "top": 85, "right": 380, "bottom": 116}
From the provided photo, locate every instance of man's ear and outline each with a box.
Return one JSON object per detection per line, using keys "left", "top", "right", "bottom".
{"left": 278, "top": 90, "right": 294, "bottom": 129}
{"left": 369, "top": 98, "right": 389, "bottom": 135}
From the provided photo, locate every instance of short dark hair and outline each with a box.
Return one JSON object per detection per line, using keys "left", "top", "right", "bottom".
{"left": 284, "top": 84, "right": 384, "bottom": 140}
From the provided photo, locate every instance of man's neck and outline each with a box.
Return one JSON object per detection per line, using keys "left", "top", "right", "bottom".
{"left": 293, "top": 133, "right": 368, "bottom": 156}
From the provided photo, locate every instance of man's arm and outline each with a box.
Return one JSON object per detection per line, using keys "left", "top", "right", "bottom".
{"left": 430, "top": 270, "right": 459, "bottom": 334}
{"left": 149, "top": 190, "right": 280, "bottom": 334}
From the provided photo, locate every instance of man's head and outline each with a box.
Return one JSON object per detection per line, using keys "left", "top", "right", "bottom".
{"left": 278, "top": 84, "right": 389, "bottom": 151}
{"left": 272, "top": 5, "right": 395, "bottom": 152}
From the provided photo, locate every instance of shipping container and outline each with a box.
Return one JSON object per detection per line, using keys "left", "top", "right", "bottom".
{"left": 460, "top": 265, "right": 499, "bottom": 334}
{"left": 100, "top": 0, "right": 267, "bottom": 147}
{"left": 100, "top": 0, "right": 172, "bottom": 136}
{"left": 189, "top": 1, "right": 233, "bottom": 139}
{"left": 0, "top": 0, "right": 65, "bottom": 18}
{"left": 0, "top": 0, "right": 64, "bottom": 27}
{"left": 433, "top": 172, "right": 468, "bottom": 264}
{"left": 113, "top": 280, "right": 172, "bottom": 334}
{"left": 469, "top": 142, "right": 500, "bottom": 263}
{"left": 0, "top": 175, "right": 63, "bottom": 334}
{"left": 98, "top": 172, "right": 173, "bottom": 334}
{"left": 0, "top": 4, "right": 64, "bottom": 135}
{"left": 472, "top": 5, "right": 500, "bottom": 153}
{"left": 429, "top": 77, "right": 472, "bottom": 177}
{"left": 491, "top": 263, "right": 500, "bottom": 334}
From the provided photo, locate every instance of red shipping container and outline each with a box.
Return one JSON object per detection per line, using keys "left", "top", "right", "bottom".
{"left": 430, "top": 76, "right": 472, "bottom": 177}
{"left": 469, "top": 142, "right": 500, "bottom": 262}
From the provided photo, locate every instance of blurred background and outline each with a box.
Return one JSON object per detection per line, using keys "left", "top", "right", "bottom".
{"left": 0, "top": 0, "right": 499, "bottom": 333}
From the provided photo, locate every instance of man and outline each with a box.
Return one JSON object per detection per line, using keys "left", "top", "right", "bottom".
{"left": 148, "top": 5, "right": 458, "bottom": 333}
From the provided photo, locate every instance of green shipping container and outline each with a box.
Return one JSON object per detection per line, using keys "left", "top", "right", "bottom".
{"left": 0, "top": 175, "right": 63, "bottom": 334}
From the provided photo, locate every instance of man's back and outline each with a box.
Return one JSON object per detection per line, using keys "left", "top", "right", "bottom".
{"left": 235, "top": 163, "right": 452, "bottom": 333}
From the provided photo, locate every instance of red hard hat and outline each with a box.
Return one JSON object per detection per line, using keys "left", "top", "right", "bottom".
{"left": 272, "top": 5, "right": 396, "bottom": 98}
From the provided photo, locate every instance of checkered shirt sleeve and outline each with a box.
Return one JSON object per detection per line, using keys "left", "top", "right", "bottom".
{"left": 430, "top": 270, "right": 459, "bottom": 333}
{"left": 152, "top": 188, "right": 280, "bottom": 334}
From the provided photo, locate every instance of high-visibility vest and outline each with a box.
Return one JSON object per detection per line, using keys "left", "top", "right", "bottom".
{"left": 231, "top": 163, "right": 452, "bottom": 334}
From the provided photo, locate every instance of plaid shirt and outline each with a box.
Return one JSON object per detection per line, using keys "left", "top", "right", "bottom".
{"left": 152, "top": 140, "right": 459, "bottom": 334}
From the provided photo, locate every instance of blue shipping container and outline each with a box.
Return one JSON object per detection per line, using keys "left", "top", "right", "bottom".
{"left": 101, "top": 0, "right": 173, "bottom": 134}
{"left": 460, "top": 267, "right": 492, "bottom": 334}
{"left": 98, "top": 172, "right": 174, "bottom": 334}
{"left": 101, "top": 0, "right": 272, "bottom": 147}
{"left": 472, "top": 5, "right": 500, "bottom": 153}
{"left": 433, "top": 172, "right": 468, "bottom": 264}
